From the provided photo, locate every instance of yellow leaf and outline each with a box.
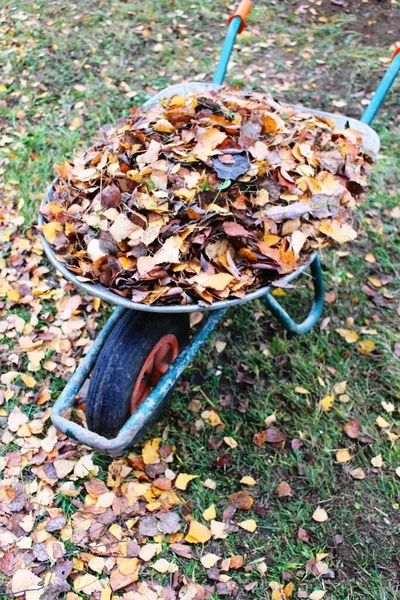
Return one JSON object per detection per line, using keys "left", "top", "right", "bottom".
{"left": 154, "top": 119, "right": 175, "bottom": 133}
{"left": 364, "top": 253, "right": 376, "bottom": 263}
{"left": 175, "top": 473, "right": 199, "bottom": 491}
{"left": 202, "top": 505, "right": 216, "bottom": 521}
{"left": 185, "top": 520, "right": 211, "bottom": 544}
{"left": 223, "top": 436, "right": 238, "bottom": 449}
{"left": 142, "top": 438, "right": 161, "bottom": 465}
{"left": 312, "top": 506, "right": 328, "bottom": 522}
{"left": 263, "top": 234, "right": 281, "bottom": 246}
{"left": 40, "top": 221, "right": 63, "bottom": 244}
{"left": 7, "top": 289, "right": 20, "bottom": 302}
{"left": 21, "top": 374, "right": 37, "bottom": 388}
{"left": 240, "top": 476, "right": 257, "bottom": 486}
{"left": 319, "top": 220, "right": 357, "bottom": 243}
{"left": 201, "top": 410, "right": 223, "bottom": 427}
{"left": 101, "top": 586, "right": 112, "bottom": 600}
{"left": 237, "top": 519, "right": 257, "bottom": 533}
{"left": 295, "top": 386, "right": 310, "bottom": 395}
{"left": 336, "top": 328, "right": 359, "bottom": 343}
{"left": 376, "top": 416, "right": 390, "bottom": 429}
{"left": 117, "top": 557, "right": 139, "bottom": 576}
{"left": 294, "top": 385, "right": 311, "bottom": 394}
{"left": 358, "top": 339, "right": 376, "bottom": 355}
{"left": 320, "top": 395, "right": 335, "bottom": 412}
{"left": 284, "top": 582, "right": 294, "bottom": 597}
{"left": 336, "top": 449, "right": 352, "bottom": 463}
{"left": 309, "top": 591, "right": 326, "bottom": 600}
{"left": 70, "top": 116, "right": 83, "bottom": 129}
{"left": 109, "top": 523, "right": 123, "bottom": 540}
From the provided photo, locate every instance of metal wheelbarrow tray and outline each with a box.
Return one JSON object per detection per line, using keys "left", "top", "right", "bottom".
{"left": 39, "top": 1, "right": 399, "bottom": 455}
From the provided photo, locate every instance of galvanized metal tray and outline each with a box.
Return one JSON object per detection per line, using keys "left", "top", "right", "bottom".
{"left": 39, "top": 82, "right": 380, "bottom": 314}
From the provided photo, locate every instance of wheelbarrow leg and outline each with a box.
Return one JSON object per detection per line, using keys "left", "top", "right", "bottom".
{"left": 262, "top": 253, "right": 324, "bottom": 335}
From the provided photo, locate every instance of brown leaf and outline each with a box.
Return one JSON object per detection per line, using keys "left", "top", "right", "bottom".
{"left": 228, "top": 490, "right": 254, "bottom": 510}
{"left": 343, "top": 419, "right": 361, "bottom": 439}
{"left": 99, "top": 183, "right": 121, "bottom": 208}
{"left": 253, "top": 428, "right": 286, "bottom": 446}
{"left": 276, "top": 482, "right": 293, "bottom": 497}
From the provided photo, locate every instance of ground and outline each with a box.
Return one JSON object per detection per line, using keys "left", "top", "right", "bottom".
{"left": 0, "top": 0, "right": 399, "bottom": 599}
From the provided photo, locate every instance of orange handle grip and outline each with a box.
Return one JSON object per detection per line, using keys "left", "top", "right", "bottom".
{"left": 228, "top": 0, "right": 253, "bottom": 34}
{"left": 392, "top": 47, "right": 400, "bottom": 62}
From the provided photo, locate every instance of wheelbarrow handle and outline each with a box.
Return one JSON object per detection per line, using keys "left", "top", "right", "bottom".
{"left": 228, "top": 0, "right": 253, "bottom": 34}
{"left": 361, "top": 48, "right": 400, "bottom": 126}
{"left": 213, "top": 0, "right": 253, "bottom": 85}
{"left": 263, "top": 253, "right": 325, "bottom": 335}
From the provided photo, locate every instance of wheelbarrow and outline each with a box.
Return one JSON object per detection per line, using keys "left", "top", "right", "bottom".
{"left": 39, "top": 1, "right": 399, "bottom": 456}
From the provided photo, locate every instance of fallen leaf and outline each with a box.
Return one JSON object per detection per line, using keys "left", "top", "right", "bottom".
{"left": 336, "top": 328, "right": 359, "bottom": 343}
{"left": 336, "top": 449, "right": 352, "bottom": 463}
{"left": 376, "top": 416, "right": 390, "bottom": 429}
{"left": 371, "top": 454, "right": 383, "bottom": 468}
{"left": 175, "top": 473, "right": 199, "bottom": 490}
{"left": 309, "top": 591, "right": 326, "bottom": 600}
{"left": 343, "top": 419, "right": 361, "bottom": 439}
{"left": 203, "top": 505, "right": 216, "bottom": 521}
{"left": 350, "top": 468, "right": 366, "bottom": 480}
{"left": 276, "top": 482, "right": 293, "bottom": 497}
{"left": 237, "top": 519, "right": 257, "bottom": 532}
{"left": 200, "top": 553, "right": 220, "bottom": 569}
{"left": 11, "top": 569, "right": 41, "bottom": 594}
{"left": 320, "top": 395, "right": 335, "bottom": 412}
{"left": 228, "top": 490, "right": 254, "bottom": 510}
{"left": 358, "top": 339, "right": 376, "bottom": 355}
{"left": 240, "top": 476, "right": 257, "bottom": 486}
{"left": 185, "top": 521, "right": 212, "bottom": 544}
{"left": 312, "top": 507, "right": 328, "bottom": 523}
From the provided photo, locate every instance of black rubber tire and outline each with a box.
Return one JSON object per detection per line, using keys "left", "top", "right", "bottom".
{"left": 85, "top": 310, "right": 190, "bottom": 440}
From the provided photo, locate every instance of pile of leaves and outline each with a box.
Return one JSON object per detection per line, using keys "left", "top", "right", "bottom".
{"left": 1, "top": 427, "right": 266, "bottom": 599}
{"left": 40, "top": 88, "right": 373, "bottom": 305}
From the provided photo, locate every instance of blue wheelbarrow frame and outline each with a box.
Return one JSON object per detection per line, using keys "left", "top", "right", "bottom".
{"left": 43, "top": 3, "right": 400, "bottom": 455}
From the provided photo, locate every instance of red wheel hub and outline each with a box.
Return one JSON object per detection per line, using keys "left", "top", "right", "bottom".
{"left": 130, "top": 334, "right": 179, "bottom": 413}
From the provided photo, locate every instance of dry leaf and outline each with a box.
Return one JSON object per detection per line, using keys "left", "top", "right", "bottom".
{"left": 320, "top": 395, "right": 335, "bottom": 412}
{"left": 312, "top": 507, "right": 328, "bottom": 523}
{"left": 350, "top": 468, "right": 366, "bottom": 480}
{"left": 240, "top": 476, "right": 257, "bottom": 486}
{"left": 175, "top": 473, "right": 199, "bottom": 491}
{"left": 185, "top": 521, "right": 212, "bottom": 544}
{"left": 336, "top": 449, "right": 352, "bottom": 463}
{"left": 336, "top": 328, "right": 359, "bottom": 343}
{"left": 276, "top": 482, "right": 293, "bottom": 497}
{"left": 237, "top": 519, "right": 257, "bottom": 532}
{"left": 203, "top": 505, "right": 216, "bottom": 521}
{"left": 371, "top": 454, "right": 383, "bottom": 468}
{"left": 200, "top": 553, "right": 220, "bottom": 569}
{"left": 343, "top": 419, "right": 361, "bottom": 439}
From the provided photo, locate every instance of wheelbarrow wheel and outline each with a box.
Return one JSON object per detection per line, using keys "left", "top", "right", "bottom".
{"left": 85, "top": 310, "right": 190, "bottom": 440}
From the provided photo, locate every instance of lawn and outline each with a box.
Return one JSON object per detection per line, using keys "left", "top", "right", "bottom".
{"left": 0, "top": 1, "right": 399, "bottom": 599}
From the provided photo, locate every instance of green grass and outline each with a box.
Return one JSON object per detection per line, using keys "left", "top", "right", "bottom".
{"left": 0, "top": 0, "right": 399, "bottom": 598}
